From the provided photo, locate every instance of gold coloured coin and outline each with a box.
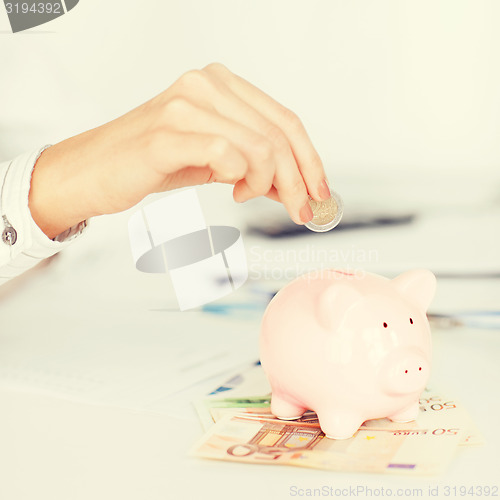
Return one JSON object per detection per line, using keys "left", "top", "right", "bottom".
{"left": 305, "top": 191, "right": 344, "bottom": 232}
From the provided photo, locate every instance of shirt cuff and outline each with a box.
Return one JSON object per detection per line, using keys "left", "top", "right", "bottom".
{"left": 0, "top": 145, "right": 88, "bottom": 282}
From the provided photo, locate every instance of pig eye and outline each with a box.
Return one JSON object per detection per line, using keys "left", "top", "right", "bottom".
{"left": 383, "top": 322, "right": 388, "bottom": 328}
{"left": 410, "top": 318, "right": 414, "bottom": 324}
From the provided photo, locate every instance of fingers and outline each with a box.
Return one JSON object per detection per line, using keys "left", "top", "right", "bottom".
{"left": 260, "top": 185, "right": 313, "bottom": 225}
{"left": 170, "top": 70, "right": 312, "bottom": 223}
{"left": 155, "top": 97, "right": 276, "bottom": 198}
{"left": 214, "top": 88, "right": 312, "bottom": 222}
{"left": 151, "top": 130, "right": 248, "bottom": 186}
{"left": 263, "top": 185, "right": 280, "bottom": 203}
{"left": 156, "top": 66, "right": 326, "bottom": 224}
{"left": 273, "top": 163, "right": 313, "bottom": 225}
{"left": 203, "top": 63, "right": 330, "bottom": 202}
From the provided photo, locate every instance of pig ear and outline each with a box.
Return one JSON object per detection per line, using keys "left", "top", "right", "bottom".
{"left": 317, "top": 284, "right": 363, "bottom": 331}
{"left": 392, "top": 269, "right": 436, "bottom": 311}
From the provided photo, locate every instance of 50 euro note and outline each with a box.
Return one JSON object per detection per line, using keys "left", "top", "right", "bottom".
{"left": 190, "top": 412, "right": 466, "bottom": 475}
{"left": 195, "top": 390, "right": 483, "bottom": 447}
{"left": 191, "top": 391, "right": 482, "bottom": 475}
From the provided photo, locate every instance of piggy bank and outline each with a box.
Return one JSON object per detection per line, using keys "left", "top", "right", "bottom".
{"left": 259, "top": 269, "right": 436, "bottom": 439}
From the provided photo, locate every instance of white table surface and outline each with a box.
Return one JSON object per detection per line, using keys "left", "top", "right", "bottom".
{"left": 0, "top": 189, "right": 499, "bottom": 500}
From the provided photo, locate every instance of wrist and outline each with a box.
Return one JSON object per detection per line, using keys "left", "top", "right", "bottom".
{"left": 28, "top": 144, "right": 91, "bottom": 239}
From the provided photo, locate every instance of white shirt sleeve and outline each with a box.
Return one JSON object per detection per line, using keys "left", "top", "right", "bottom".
{"left": 0, "top": 146, "right": 87, "bottom": 286}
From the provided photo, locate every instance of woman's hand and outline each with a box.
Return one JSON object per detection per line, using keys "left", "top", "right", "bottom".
{"left": 29, "top": 63, "right": 331, "bottom": 238}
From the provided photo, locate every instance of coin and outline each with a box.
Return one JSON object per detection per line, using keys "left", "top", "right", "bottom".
{"left": 305, "top": 191, "right": 344, "bottom": 232}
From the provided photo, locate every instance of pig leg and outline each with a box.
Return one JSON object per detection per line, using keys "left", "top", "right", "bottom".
{"left": 317, "top": 409, "right": 363, "bottom": 440}
{"left": 388, "top": 400, "right": 419, "bottom": 423}
{"left": 271, "top": 394, "right": 306, "bottom": 420}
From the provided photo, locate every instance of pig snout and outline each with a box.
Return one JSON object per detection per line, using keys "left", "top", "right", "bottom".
{"left": 380, "top": 350, "right": 430, "bottom": 396}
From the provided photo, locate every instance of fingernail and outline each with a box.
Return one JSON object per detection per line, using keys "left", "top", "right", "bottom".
{"left": 300, "top": 201, "right": 314, "bottom": 223}
{"left": 318, "top": 179, "right": 331, "bottom": 200}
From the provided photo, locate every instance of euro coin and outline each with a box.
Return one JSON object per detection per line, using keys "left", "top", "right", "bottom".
{"left": 305, "top": 191, "right": 344, "bottom": 232}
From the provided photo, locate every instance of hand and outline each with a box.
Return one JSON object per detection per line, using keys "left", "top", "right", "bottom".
{"left": 29, "top": 63, "right": 332, "bottom": 239}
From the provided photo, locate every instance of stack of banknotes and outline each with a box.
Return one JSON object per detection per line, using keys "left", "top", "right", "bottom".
{"left": 191, "top": 362, "right": 483, "bottom": 475}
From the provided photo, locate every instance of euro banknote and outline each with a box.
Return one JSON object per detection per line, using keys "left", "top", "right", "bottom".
{"left": 192, "top": 364, "right": 482, "bottom": 474}
{"left": 191, "top": 411, "right": 468, "bottom": 475}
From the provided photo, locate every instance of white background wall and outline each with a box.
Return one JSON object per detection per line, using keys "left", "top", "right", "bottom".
{"left": 1, "top": 0, "right": 499, "bottom": 209}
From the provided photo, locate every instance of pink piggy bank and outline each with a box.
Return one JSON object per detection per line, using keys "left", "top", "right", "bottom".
{"left": 259, "top": 269, "right": 436, "bottom": 439}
